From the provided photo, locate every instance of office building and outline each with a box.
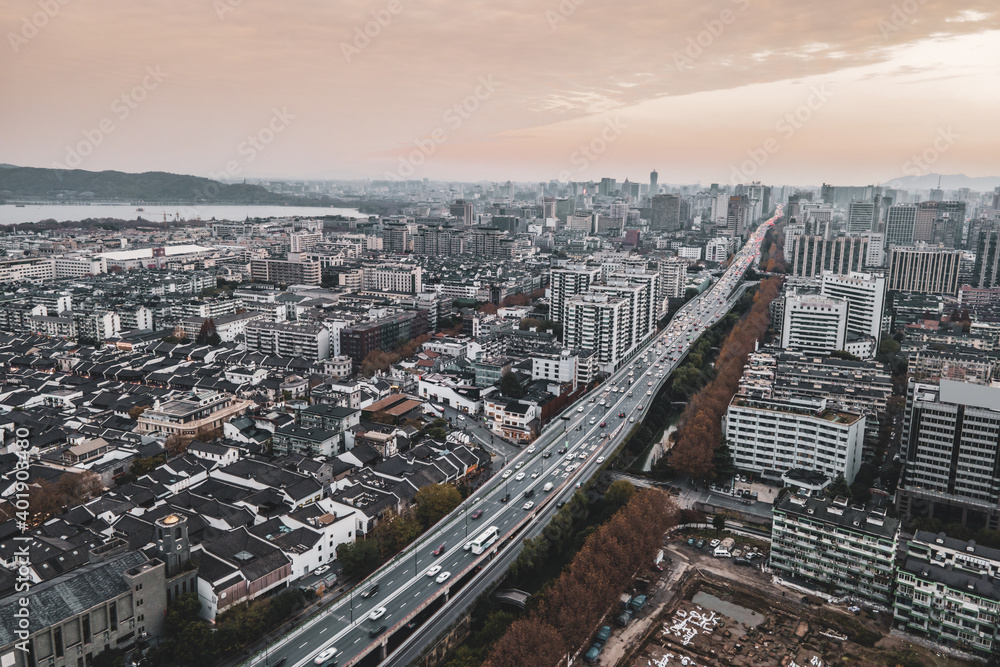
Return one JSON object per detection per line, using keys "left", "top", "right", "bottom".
{"left": 885, "top": 205, "right": 918, "bottom": 247}
{"left": 726, "top": 395, "right": 865, "bottom": 484}
{"left": 887, "top": 246, "right": 962, "bottom": 295}
{"left": 780, "top": 292, "right": 848, "bottom": 353}
{"left": 651, "top": 194, "right": 682, "bottom": 231}
{"left": 820, "top": 271, "right": 886, "bottom": 346}
{"left": 339, "top": 310, "right": 429, "bottom": 368}
{"left": 771, "top": 494, "right": 899, "bottom": 605}
{"left": 897, "top": 380, "right": 1000, "bottom": 530}
{"left": 648, "top": 170, "right": 658, "bottom": 197}
{"left": 449, "top": 199, "right": 474, "bottom": 225}
{"left": 725, "top": 195, "right": 749, "bottom": 239}
{"left": 249, "top": 258, "right": 321, "bottom": 286}
{"left": 847, "top": 201, "right": 876, "bottom": 233}
{"left": 895, "top": 531, "right": 1000, "bottom": 656}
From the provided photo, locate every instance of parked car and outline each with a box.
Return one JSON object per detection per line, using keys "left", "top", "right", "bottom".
{"left": 695, "top": 539, "right": 705, "bottom": 550}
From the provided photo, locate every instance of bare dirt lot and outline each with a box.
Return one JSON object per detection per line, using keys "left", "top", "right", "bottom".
{"left": 593, "top": 539, "right": 970, "bottom": 667}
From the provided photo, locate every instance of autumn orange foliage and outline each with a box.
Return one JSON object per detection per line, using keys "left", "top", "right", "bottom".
{"left": 669, "top": 276, "right": 783, "bottom": 480}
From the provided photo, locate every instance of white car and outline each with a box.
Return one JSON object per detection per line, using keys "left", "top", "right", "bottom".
{"left": 527, "top": 445, "right": 536, "bottom": 453}
{"left": 314, "top": 648, "right": 338, "bottom": 664}
{"left": 435, "top": 571, "right": 451, "bottom": 584}
{"left": 457, "top": 415, "right": 465, "bottom": 421}
{"left": 596, "top": 456, "right": 605, "bottom": 464}
{"left": 522, "top": 501, "right": 535, "bottom": 510}
{"left": 515, "top": 461, "right": 525, "bottom": 469}
{"left": 502, "top": 470, "right": 513, "bottom": 479}
{"left": 369, "top": 606, "right": 387, "bottom": 620}
{"left": 515, "top": 472, "right": 525, "bottom": 481}
{"left": 426, "top": 565, "right": 442, "bottom": 578}
{"left": 531, "top": 471, "right": 540, "bottom": 479}
{"left": 577, "top": 406, "right": 584, "bottom": 412}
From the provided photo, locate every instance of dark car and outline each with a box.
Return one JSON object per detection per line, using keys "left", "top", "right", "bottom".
{"left": 432, "top": 544, "right": 445, "bottom": 557}
{"left": 542, "top": 452, "right": 552, "bottom": 458}
{"left": 272, "top": 659, "right": 287, "bottom": 667}
{"left": 686, "top": 537, "right": 696, "bottom": 546}
{"left": 362, "top": 584, "right": 379, "bottom": 598}
{"left": 556, "top": 501, "right": 566, "bottom": 508}
{"left": 558, "top": 447, "right": 567, "bottom": 454}
{"left": 500, "top": 494, "right": 510, "bottom": 503}
{"left": 471, "top": 509, "right": 484, "bottom": 520}
{"left": 524, "top": 488, "right": 534, "bottom": 498}
{"left": 734, "top": 558, "right": 751, "bottom": 567}
{"left": 695, "top": 539, "right": 705, "bottom": 550}
{"left": 599, "top": 422, "right": 606, "bottom": 428}
{"left": 369, "top": 625, "right": 387, "bottom": 638}
{"left": 618, "top": 412, "right": 626, "bottom": 418}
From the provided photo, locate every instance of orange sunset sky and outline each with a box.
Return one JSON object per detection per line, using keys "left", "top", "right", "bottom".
{"left": 2, "top": 0, "right": 998, "bottom": 185}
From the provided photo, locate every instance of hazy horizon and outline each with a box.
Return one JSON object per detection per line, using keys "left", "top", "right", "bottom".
{"left": 3, "top": 1, "right": 998, "bottom": 187}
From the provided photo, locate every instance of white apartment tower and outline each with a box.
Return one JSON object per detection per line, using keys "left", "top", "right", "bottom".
{"left": 820, "top": 271, "right": 886, "bottom": 347}
{"left": 780, "top": 292, "right": 848, "bottom": 353}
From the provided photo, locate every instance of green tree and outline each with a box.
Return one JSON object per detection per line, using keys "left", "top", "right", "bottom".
{"left": 499, "top": 371, "right": 524, "bottom": 398}
{"left": 165, "top": 593, "right": 202, "bottom": 635}
{"left": 415, "top": 484, "right": 463, "bottom": 528}
{"left": 373, "top": 510, "right": 422, "bottom": 557}
{"left": 605, "top": 480, "right": 636, "bottom": 508}
{"left": 827, "top": 472, "right": 851, "bottom": 499}
{"left": 195, "top": 318, "right": 221, "bottom": 346}
{"left": 336, "top": 538, "right": 380, "bottom": 578}
{"left": 713, "top": 513, "right": 726, "bottom": 534}
{"left": 712, "top": 443, "right": 736, "bottom": 481}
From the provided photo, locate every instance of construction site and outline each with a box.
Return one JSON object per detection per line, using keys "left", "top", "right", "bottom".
{"left": 592, "top": 538, "right": 971, "bottom": 667}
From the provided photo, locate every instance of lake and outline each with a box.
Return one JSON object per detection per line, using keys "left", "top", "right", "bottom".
{"left": 0, "top": 203, "right": 367, "bottom": 226}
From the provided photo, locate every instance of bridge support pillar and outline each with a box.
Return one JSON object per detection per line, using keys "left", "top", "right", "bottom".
{"left": 380, "top": 641, "right": 387, "bottom": 660}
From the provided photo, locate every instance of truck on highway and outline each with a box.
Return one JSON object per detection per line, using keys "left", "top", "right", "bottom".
{"left": 542, "top": 482, "right": 553, "bottom": 492}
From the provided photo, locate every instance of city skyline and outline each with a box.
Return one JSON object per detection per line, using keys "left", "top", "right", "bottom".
{"left": 2, "top": 0, "right": 998, "bottom": 185}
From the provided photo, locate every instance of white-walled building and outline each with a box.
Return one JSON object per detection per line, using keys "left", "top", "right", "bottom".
{"left": 820, "top": 271, "right": 887, "bottom": 350}
{"left": 726, "top": 396, "right": 865, "bottom": 484}
{"left": 780, "top": 292, "right": 848, "bottom": 354}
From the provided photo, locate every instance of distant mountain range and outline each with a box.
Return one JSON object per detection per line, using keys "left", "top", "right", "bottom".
{"left": 0, "top": 166, "right": 329, "bottom": 204}
{"left": 881, "top": 173, "right": 1000, "bottom": 192}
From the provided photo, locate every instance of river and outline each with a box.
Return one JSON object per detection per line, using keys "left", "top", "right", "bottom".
{"left": 0, "top": 203, "right": 367, "bottom": 225}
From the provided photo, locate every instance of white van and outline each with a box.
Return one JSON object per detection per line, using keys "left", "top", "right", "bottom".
{"left": 713, "top": 547, "right": 731, "bottom": 558}
{"left": 542, "top": 482, "right": 553, "bottom": 492}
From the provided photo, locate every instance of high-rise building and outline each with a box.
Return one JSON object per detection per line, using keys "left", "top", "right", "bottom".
{"left": 550, "top": 265, "right": 601, "bottom": 324}
{"left": 897, "top": 380, "right": 1000, "bottom": 529}
{"left": 382, "top": 221, "right": 412, "bottom": 253}
{"left": 887, "top": 246, "right": 962, "bottom": 295}
{"left": 649, "top": 170, "right": 658, "bottom": 197}
{"left": 914, "top": 201, "right": 938, "bottom": 242}
{"left": 780, "top": 292, "right": 848, "bottom": 353}
{"left": 598, "top": 177, "right": 616, "bottom": 197}
{"left": 820, "top": 271, "right": 886, "bottom": 346}
{"left": 885, "top": 204, "right": 918, "bottom": 247}
{"left": 563, "top": 292, "right": 631, "bottom": 373}
{"left": 847, "top": 201, "right": 877, "bottom": 234}
{"left": 973, "top": 226, "right": 1000, "bottom": 288}
{"left": 449, "top": 199, "right": 474, "bottom": 225}
{"left": 726, "top": 195, "right": 749, "bottom": 239}
{"left": 469, "top": 227, "right": 509, "bottom": 257}
{"left": 596, "top": 273, "right": 658, "bottom": 339}
{"left": 658, "top": 257, "right": 689, "bottom": 298}
{"left": 650, "top": 194, "right": 682, "bottom": 231}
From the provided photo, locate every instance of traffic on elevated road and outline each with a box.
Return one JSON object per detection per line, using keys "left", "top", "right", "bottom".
{"left": 251, "top": 208, "right": 782, "bottom": 667}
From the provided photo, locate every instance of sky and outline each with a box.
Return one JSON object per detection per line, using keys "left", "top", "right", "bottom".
{"left": 2, "top": 0, "right": 998, "bottom": 187}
